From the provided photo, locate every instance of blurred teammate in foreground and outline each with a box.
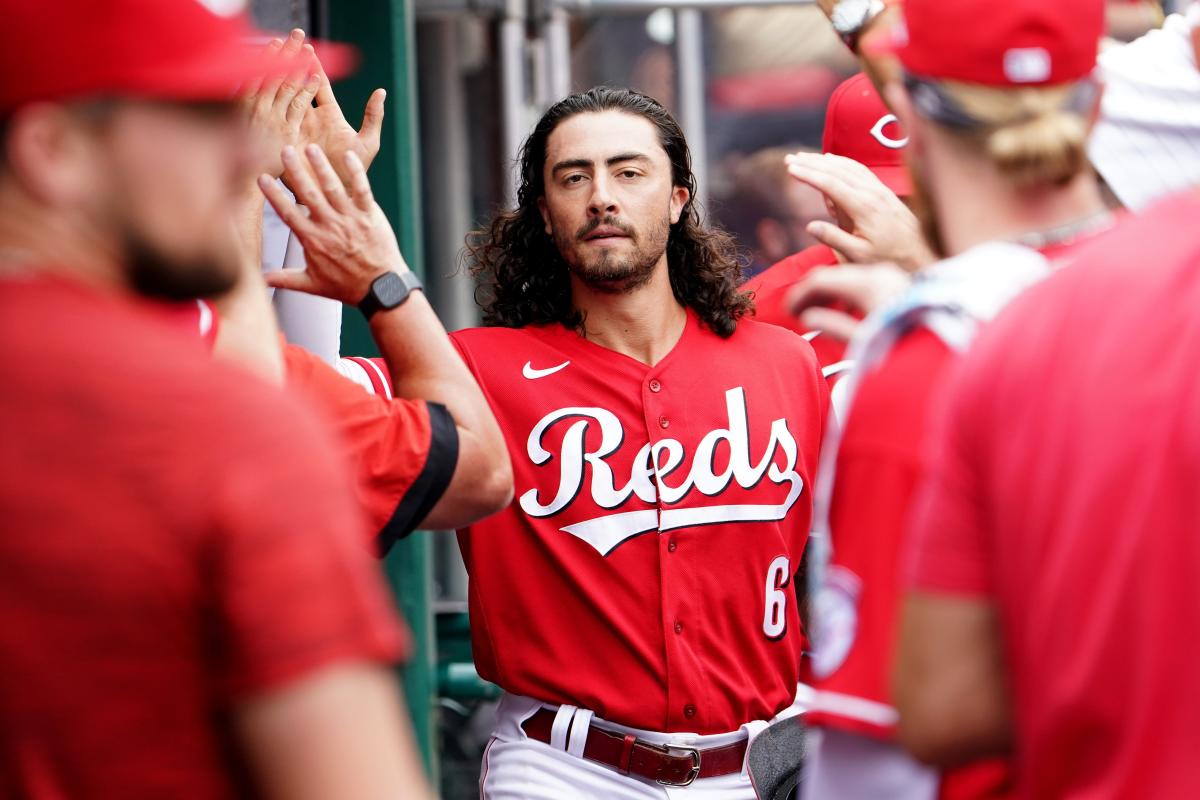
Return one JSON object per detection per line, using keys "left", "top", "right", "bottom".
{"left": 0, "top": 1, "right": 432, "bottom": 797}
{"left": 802, "top": 0, "right": 1115, "bottom": 798}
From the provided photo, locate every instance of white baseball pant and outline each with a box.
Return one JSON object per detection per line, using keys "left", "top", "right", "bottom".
{"left": 479, "top": 692, "right": 805, "bottom": 800}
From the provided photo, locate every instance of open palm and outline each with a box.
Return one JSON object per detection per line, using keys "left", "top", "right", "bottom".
{"left": 294, "top": 42, "right": 386, "bottom": 188}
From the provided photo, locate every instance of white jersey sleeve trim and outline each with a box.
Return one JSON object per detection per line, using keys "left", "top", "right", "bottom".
{"left": 335, "top": 358, "right": 376, "bottom": 394}
{"left": 809, "top": 690, "right": 900, "bottom": 728}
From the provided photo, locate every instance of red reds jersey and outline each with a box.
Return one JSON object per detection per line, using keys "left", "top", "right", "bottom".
{"left": 743, "top": 245, "right": 849, "bottom": 370}
{"left": 908, "top": 194, "right": 1200, "bottom": 800}
{"left": 450, "top": 310, "right": 829, "bottom": 733}
{"left": 0, "top": 276, "right": 405, "bottom": 798}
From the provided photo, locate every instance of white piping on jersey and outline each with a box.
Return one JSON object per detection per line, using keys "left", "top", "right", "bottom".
{"left": 359, "top": 357, "right": 393, "bottom": 400}
{"left": 822, "top": 360, "right": 854, "bottom": 379}
{"left": 522, "top": 360, "right": 571, "bottom": 380}
{"left": 808, "top": 690, "right": 899, "bottom": 728}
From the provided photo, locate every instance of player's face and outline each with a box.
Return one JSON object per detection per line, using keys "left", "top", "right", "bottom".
{"left": 87, "top": 100, "right": 255, "bottom": 299}
{"left": 538, "top": 110, "right": 689, "bottom": 294}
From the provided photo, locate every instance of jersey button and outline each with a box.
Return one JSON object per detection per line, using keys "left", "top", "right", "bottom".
{"left": 674, "top": 620, "right": 684, "bottom": 634}
{"left": 684, "top": 704, "right": 696, "bottom": 719}
{"left": 667, "top": 538, "right": 677, "bottom": 553}
{"left": 649, "top": 378, "right": 662, "bottom": 393}
{"left": 658, "top": 415, "right": 670, "bottom": 429}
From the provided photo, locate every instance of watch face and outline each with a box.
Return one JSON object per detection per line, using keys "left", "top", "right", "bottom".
{"left": 373, "top": 272, "right": 409, "bottom": 308}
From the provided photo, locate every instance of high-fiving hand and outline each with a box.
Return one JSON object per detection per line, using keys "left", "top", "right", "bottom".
{"left": 785, "top": 151, "right": 935, "bottom": 272}
{"left": 260, "top": 144, "right": 408, "bottom": 306}
{"left": 241, "top": 30, "right": 320, "bottom": 180}
{"left": 297, "top": 39, "right": 386, "bottom": 188}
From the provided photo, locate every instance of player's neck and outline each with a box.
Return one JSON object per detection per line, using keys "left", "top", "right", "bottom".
{"left": 930, "top": 159, "right": 1108, "bottom": 258}
{"left": 571, "top": 260, "right": 688, "bottom": 366}
{"left": 0, "top": 192, "right": 127, "bottom": 291}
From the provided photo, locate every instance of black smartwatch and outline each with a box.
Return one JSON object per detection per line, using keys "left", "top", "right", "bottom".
{"left": 358, "top": 270, "right": 423, "bottom": 320}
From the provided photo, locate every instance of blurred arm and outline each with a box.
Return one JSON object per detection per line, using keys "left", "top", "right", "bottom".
{"left": 894, "top": 592, "right": 1013, "bottom": 766}
{"left": 235, "top": 662, "right": 435, "bottom": 800}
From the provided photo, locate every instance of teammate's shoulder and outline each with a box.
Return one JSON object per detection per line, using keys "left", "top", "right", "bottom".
{"left": 732, "top": 314, "right": 821, "bottom": 356}
{"left": 450, "top": 323, "right": 570, "bottom": 363}
{"left": 450, "top": 324, "right": 560, "bottom": 349}
{"left": 744, "top": 245, "right": 839, "bottom": 295}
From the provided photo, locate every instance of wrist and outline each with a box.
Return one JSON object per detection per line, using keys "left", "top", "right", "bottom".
{"left": 358, "top": 269, "right": 424, "bottom": 319}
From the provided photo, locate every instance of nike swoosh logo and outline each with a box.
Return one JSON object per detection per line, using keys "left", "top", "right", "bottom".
{"left": 522, "top": 360, "right": 570, "bottom": 380}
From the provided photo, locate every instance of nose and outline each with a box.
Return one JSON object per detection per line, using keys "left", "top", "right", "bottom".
{"left": 587, "top": 173, "right": 619, "bottom": 217}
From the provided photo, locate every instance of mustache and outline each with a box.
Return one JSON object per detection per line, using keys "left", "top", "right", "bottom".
{"left": 575, "top": 216, "right": 637, "bottom": 242}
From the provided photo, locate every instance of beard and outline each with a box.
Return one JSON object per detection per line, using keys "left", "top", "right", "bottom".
{"left": 124, "top": 226, "right": 240, "bottom": 302}
{"left": 554, "top": 214, "right": 670, "bottom": 295}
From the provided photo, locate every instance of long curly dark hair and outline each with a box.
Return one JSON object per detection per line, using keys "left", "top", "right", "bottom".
{"left": 466, "top": 86, "right": 751, "bottom": 338}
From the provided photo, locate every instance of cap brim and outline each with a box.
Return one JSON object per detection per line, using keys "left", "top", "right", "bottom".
{"left": 868, "top": 164, "right": 913, "bottom": 197}
{"left": 126, "top": 36, "right": 358, "bottom": 103}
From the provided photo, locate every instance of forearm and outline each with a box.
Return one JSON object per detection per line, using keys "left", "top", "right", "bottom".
{"left": 368, "top": 291, "right": 512, "bottom": 526}
{"left": 369, "top": 291, "right": 494, "bottom": 439}
{"left": 212, "top": 190, "right": 286, "bottom": 383}
{"left": 894, "top": 592, "right": 1014, "bottom": 766}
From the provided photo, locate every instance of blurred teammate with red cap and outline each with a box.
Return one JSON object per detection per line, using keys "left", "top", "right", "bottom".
{"left": 802, "top": 0, "right": 1116, "bottom": 798}
{"left": 743, "top": 71, "right": 930, "bottom": 374}
{"left": 0, "top": 1, "right": 433, "bottom": 797}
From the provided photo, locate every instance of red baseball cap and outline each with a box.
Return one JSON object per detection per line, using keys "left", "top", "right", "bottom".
{"left": 0, "top": 0, "right": 355, "bottom": 112}
{"left": 890, "top": 0, "right": 1104, "bottom": 86}
{"left": 822, "top": 72, "right": 912, "bottom": 197}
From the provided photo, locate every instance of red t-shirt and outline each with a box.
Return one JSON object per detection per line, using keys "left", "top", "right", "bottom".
{"left": 743, "top": 245, "right": 850, "bottom": 369}
{"left": 451, "top": 312, "right": 829, "bottom": 733}
{"left": 0, "top": 276, "right": 406, "bottom": 799}
{"left": 284, "top": 345, "right": 458, "bottom": 553}
{"left": 809, "top": 327, "right": 1010, "bottom": 799}
{"left": 908, "top": 193, "right": 1200, "bottom": 800}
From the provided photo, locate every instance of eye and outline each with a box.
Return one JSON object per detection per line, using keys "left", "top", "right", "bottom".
{"left": 618, "top": 169, "right": 640, "bottom": 179}
{"left": 564, "top": 173, "right": 587, "bottom": 185}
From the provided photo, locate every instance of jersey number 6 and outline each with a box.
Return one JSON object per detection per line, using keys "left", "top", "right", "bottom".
{"left": 762, "top": 555, "right": 790, "bottom": 639}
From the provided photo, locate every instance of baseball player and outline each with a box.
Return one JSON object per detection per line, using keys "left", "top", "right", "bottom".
{"left": 0, "top": 1, "right": 434, "bottom": 797}
{"left": 801, "top": 0, "right": 1119, "bottom": 798}
{"left": 443, "top": 87, "right": 829, "bottom": 798}
{"left": 743, "top": 71, "right": 920, "bottom": 372}
{"left": 896, "top": 189, "right": 1200, "bottom": 800}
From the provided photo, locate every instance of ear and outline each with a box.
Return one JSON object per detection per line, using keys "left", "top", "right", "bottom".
{"left": 755, "top": 218, "right": 787, "bottom": 263}
{"left": 537, "top": 195, "right": 552, "bottom": 236}
{"left": 5, "top": 104, "right": 103, "bottom": 206}
{"left": 669, "top": 184, "right": 690, "bottom": 225}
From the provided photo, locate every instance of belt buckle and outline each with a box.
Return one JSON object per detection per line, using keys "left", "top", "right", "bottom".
{"left": 650, "top": 743, "right": 701, "bottom": 787}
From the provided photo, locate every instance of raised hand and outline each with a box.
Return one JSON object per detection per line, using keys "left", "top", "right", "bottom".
{"left": 785, "top": 151, "right": 936, "bottom": 272}
{"left": 241, "top": 29, "right": 319, "bottom": 179}
{"left": 259, "top": 144, "right": 409, "bottom": 305}
{"left": 785, "top": 262, "right": 910, "bottom": 342}
{"left": 297, "top": 49, "right": 387, "bottom": 188}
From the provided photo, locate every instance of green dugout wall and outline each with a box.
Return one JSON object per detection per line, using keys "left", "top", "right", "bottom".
{"left": 321, "top": 0, "right": 441, "bottom": 778}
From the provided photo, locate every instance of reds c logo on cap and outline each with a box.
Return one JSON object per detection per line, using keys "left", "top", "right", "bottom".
{"left": 869, "top": 114, "right": 908, "bottom": 150}
{"left": 196, "top": 0, "right": 247, "bottom": 17}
